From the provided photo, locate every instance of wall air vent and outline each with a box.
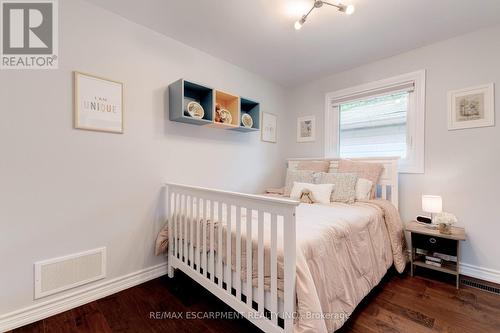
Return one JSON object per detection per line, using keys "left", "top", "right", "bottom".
{"left": 34, "top": 247, "right": 106, "bottom": 299}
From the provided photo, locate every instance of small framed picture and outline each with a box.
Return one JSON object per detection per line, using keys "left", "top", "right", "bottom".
{"left": 297, "top": 115, "right": 316, "bottom": 142}
{"left": 74, "top": 71, "right": 124, "bottom": 133}
{"left": 261, "top": 112, "right": 277, "bottom": 143}
{"left": 448, "top": 83, "right": 494, "bottom": 130}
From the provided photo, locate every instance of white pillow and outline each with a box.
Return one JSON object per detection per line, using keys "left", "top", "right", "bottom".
{"left": 355, "top": 178, "right": 373, "bottom": 201}
{"left": 290, "top": 182, "right": 334, "bottom": 204}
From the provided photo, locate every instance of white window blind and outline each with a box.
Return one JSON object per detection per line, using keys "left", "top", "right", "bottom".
{"left": 330, "top": 81, "right": 414, "bottom": 106}
{"left": 338, "top": 91, "right": 410, "bottom": 159}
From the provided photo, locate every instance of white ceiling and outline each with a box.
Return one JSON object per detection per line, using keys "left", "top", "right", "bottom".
{"left": 86, "top": 0, "right": 500, "bottom": 87}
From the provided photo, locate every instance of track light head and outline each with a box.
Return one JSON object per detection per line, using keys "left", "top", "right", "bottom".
{"left": 294, "top": 16, "right": 306, "bottom": 30}
{"left": 339, "top": 4, "right": 355, "bottom": 15}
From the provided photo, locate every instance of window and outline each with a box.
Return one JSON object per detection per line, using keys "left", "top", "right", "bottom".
{"left": 325, "top": 71, "right": 425, "bottom": 173}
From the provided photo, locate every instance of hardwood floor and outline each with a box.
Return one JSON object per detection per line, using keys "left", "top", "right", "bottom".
{"left": 9, "top": 269, "right": 500, "bottom": 333}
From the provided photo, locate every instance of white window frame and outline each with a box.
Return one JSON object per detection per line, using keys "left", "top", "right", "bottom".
{"left": 324, "top": 70, "right": 426, "bottom": 173}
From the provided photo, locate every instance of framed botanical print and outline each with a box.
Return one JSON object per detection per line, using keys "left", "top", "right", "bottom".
{"left": 297, "top": 115, "right": 316, "bottom": 142}
{"left": 448, "top": 83, "right": 494, "bottom": 130}
{"left": 261, "top": 112, "right": 277, "bottom": 143}
{"left": 74, "top": 72, "right": 124, "bottom": 133}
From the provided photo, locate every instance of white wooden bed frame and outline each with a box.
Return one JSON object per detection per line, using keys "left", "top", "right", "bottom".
{"left": 164, "top": 157, "right": 399, "bottom": 333}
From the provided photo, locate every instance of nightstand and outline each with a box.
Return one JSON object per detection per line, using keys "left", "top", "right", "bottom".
{"left": 406, "top": 221, "right": 466, "bottom": 289}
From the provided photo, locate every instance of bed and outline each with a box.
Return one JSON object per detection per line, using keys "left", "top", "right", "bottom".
{"left": 161, "top": 157, "right": 405, "bottom": 333}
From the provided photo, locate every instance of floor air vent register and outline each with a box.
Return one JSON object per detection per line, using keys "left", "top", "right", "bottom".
{"left": 460, "top": 276, "right": 500, "bottom": 295}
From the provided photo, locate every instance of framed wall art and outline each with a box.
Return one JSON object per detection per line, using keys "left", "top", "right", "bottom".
{"left": 74, "top": 71, "right": 124, "bottom": 133}
{"left": 261, "top": 112, "right": 277, "bottom": 143}
{"left": 297, "top": 115, "right": 316, "bottom": 142}
{"left": 447, "top": 83, "right": 494, "bottom": 130}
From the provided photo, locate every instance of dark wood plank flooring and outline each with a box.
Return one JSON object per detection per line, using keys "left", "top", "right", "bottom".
{"left": 9, "top": 269, "right": 500, "bottom": 333}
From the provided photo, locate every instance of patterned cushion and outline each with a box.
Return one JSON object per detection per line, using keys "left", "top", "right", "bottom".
{"left": 337, "top": 159, "right": 383, "bottom": 199}
{"left": 315, "top": 172, "right": 358, "bottom": 204}
{"left": 284, "top": 169, "right": 315, "bottom": 196}
{"left": 296, "top": 160, "right": 330, "bottom": 172}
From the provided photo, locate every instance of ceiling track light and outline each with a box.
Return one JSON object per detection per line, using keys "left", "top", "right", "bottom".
{"left": 294, "top": 0, "right": 355, "bottom": 30}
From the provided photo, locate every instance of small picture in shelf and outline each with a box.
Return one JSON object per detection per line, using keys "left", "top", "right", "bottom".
{"left": 261, "top": 112, "right": 277, "bottom": 143}
{"left": 448, "top": 83, "right": 494, "bottom": 130}
{"left": 297, "top": 115, "right": 315, "bottom": 142}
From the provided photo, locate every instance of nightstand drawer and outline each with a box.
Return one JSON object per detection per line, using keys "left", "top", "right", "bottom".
{"left": 411, "top": 233, "right": 457, "bottom": 256}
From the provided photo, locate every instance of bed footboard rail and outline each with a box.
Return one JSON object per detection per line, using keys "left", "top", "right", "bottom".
{"left": 164, "top": 183, "right": 299, "bottom": 333}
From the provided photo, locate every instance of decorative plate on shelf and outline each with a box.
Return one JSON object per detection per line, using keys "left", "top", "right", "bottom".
{"left": 186, "top": 101, "right": 204, "bottom": 119}
{"left": 241, "top": 113, "right": 253, "bottom": 128}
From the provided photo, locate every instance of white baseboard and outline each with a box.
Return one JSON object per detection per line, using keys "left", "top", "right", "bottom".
{"left": 0, "top": 263, "right": 167, "bottom": 333}
{"left": 460, "top": 263, "right": 500, "bottom": 285}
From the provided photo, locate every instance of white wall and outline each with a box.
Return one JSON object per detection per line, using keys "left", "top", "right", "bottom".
{"left": 0, "top": 0, "right": 289, "bottom": 315}
{"left": 287, "top": 25, "right": 500, "bottom": 280}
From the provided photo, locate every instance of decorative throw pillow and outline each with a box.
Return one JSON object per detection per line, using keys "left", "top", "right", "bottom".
{"left": 355, "top": 178, "right": 373, "bottom": 201}
{"left": 315, "top": 172, "right": 358, "bottom": 204}
{"left": 296, "top": 160, "right": 330, "bottom": 172}
{"left": 290, "top": 182, "right": 334, "bottom": 204}
{"left": 284, "top": 169, "right": 315, "bottom": 196}
{"left": 337, "top": 159, "right": 383, "bottom": 199}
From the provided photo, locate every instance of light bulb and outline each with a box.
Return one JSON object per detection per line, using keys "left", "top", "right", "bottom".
{"left": 294, "top": 16, "right": 306, "bottom": 30}
{"left": 345, "top": 4, "right": 355, "bottom": 15}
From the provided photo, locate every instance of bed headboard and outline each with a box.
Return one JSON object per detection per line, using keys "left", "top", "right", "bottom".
{"left": 287, "top": 157, "right": 399, "bottom": 209}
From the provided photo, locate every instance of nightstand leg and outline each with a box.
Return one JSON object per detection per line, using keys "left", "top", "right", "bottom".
{"left": 456, "top": 241, "right": 460, "bottom": 289}
{"left": 410, "top": 237, "right": 414, "bottom": 277}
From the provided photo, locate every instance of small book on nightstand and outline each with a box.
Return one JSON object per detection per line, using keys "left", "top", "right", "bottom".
{"left": 425, "top": 259, "right": 442, "bottom": 267}
{"left": 425, "top": 255, "right": 442, "bottom": 263}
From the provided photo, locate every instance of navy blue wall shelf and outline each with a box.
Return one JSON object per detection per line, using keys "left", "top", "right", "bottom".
{"left": 169, "top": 78, "right": 260, "bottom": 132}
{"left": 232, "top": 97, "right": 260, "bottom": 132}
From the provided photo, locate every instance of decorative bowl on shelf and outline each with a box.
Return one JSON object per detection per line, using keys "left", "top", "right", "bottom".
{"left": 219, "top": 109, "right": 232, "bottom": 124}
{"left": 186, "top": 101, "right": 204, "bottom": 119}
{"left": 241, "top": 113, "right": 253, "bottom": 128}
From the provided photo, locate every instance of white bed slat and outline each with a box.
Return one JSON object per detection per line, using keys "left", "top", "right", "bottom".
{"left": 210, "top": 200, "right": 215, "bottom": 282}
{"left": 167, "top": 191, "right": 174, "bottom": 278}
{"left": 202, "top": 199, "right": 207, "bottom": 278}
{"left": 195, "top": 197, "right": 200, "bottom": 272}
{"left": 226, "top": 203, "right": 232, "bottom": 293}
{"left": 174, "top": 193, "right": 179, "bottom": 259}
{"left": 181, "top": 195, "right": 185, "bottom": 262}
{"left": 270, "top": 213, "right": 278, "bottom": 324}
{"left": 217, "top": 202, "right": 223, "bottom": 288}
{"left": 235, "top": 206, "right": 242, "bottom": 300}
{"left": 184, "top": 195, "right": 189, "bottom": 263}
{"left": 283, "top": 211, "right": 296, "bottom": 333}
{"left": 182, "top": 195, "right": 190, "bottom": 265}
{"left": 189, "top": 196, "right": 194, "bottom": 268}
{"left": 246, "top": 207, "right": 252, "bottom": 307}
{"left": 257, "top": 211, "right": 264, "bottom": 315}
